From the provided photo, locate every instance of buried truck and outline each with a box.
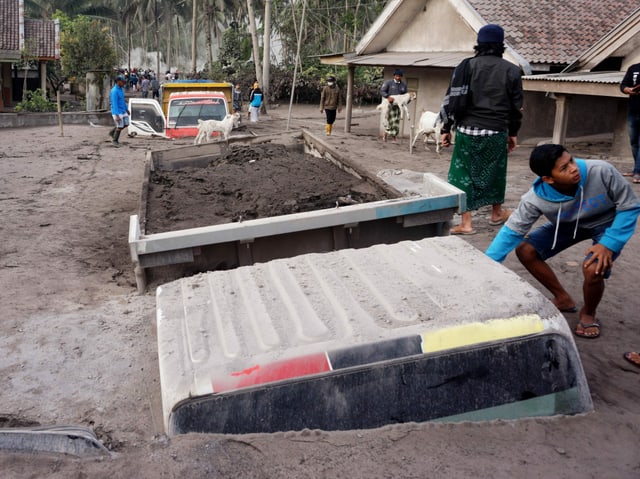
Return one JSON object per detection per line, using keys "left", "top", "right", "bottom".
{"left": 126, "top": 131, "right": 593, "bottom": 436}
{"left": 128, "top": 80, "right": 233, "bottom": 139}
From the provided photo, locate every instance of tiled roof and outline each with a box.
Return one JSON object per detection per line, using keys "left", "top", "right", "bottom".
{"left": 0, "top": 0, "right": 19, "bottom": 54}
{"left": 0, "top": 0, "right": 59, "bottom": 61}
{"left": 469, "top": 0, "right": 638, "bottom": 65}
{"left": 24, "top": 19, "right": 58, "bottom": 59}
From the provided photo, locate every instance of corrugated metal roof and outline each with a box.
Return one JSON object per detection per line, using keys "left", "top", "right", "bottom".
{"left": 522, "top": 70, "right": 625, "bottom": 97}
{"left": 337, "top": 51, "right": 470, "bottom": 68}
{"left": 523, "top": 71, "right": 624, "bottom": 84}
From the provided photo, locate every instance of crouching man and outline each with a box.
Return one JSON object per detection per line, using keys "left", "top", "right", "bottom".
{"left": 486, "top": 144, "right": 640, "bottom": 339}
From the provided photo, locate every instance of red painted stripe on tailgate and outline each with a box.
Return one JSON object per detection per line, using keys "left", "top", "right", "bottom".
{"left": 212, "top": 352, "right": 331, "bottom": 393}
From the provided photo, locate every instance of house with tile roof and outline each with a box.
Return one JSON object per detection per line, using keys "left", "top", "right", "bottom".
{"left": 0, "top": 0, "right": 59, "bottom": 109}
{"left": 323, "top": 0, "right": 640, "bottom": 153}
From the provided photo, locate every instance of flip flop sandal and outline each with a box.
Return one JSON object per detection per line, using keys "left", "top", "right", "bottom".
{"left": 488, "top": 210, "right": 512, "bottom": 226}
{"left": 574, "top": 320, "right": 601, "bottom": 339}
{"left": 450, "top": 226, "right": 477, "bottom": 236}
{"left": 623, "top": 352, "right": 640, "bottom": 368}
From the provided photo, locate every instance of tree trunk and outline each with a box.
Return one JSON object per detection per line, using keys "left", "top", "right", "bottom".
{"left": 191, "top": 0, "right": 198, "bottom": 75}
{"left": 247, "top": 0, "right": 262, "bottom": 86}
{"left": 205, "top": 1, "right": 213, "bottom": 72}
{"left": 155, "top": 0, "right": 160, "bottom": 76}
{"left": 261, "top": 0, "right": 271, "bottom": 113}
{"left": 286, "top": 0, "right": 307, "bottom": 131}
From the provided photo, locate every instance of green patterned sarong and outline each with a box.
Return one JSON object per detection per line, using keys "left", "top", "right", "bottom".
{"left": 448, "top": 130, "right": 508, "bottom": 211}
{"left": 385, "top": 104, "right": 401, "bottom": 137}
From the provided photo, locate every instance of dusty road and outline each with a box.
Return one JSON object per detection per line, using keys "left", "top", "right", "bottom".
{"left": 0, "top": 104, "right": 639, "bottom": 478}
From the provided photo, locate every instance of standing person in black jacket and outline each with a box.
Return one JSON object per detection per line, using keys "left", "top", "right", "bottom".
{"left": 439, "top": 24, "right": 523, "bottom": 235}
{"left": 620, "top": 63, "right": 640, "bottom": 183}
{"left": 380, "top": 69, "right": 407, "bottom": 99}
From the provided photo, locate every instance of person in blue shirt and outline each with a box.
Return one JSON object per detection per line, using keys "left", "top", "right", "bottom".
{"left": 109, "top": 74, "right": 129, "bottom": 147}
{"left": 486, "top": 144, "right": 640, "bottom": 339}
{"left": 249, "top": 82, "right": 263, "bottom": 123}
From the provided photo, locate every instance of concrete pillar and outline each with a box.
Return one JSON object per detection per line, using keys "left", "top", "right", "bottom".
{"left": 40, "top": 61, "right": 46, "bottom": 93}
{"left": 85, "top": 71, "right": 110, "bottom": 111}
{"left": 611, "top": 97, "right": 632, "bottom": 159}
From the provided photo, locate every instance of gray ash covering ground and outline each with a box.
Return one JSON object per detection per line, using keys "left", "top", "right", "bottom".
{"left": 145, "top": 143, "right": 386, "bottom": 234}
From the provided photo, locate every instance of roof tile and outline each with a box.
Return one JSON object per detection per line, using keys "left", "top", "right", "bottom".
{"left": 469, "top": 0, "right": 638, "bottom": 65}
{"left": 0, "top": 0, "right": 19, "bottom": 53}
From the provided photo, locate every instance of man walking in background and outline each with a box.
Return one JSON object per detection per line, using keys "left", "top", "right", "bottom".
{"left": 109, "top": 74, "right": 129, "bottom": 148}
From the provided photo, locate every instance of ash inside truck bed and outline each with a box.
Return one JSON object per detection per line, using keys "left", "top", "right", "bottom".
{"left": 145, "top": 143, "right": 388, "bottom": 234}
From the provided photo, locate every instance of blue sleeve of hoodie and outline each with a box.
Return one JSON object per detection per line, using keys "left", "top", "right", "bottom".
{"left": 485, "top": 225, "right": 526, "bottom": 262}
{"left": 599, "top": 206, "right": 640, "bottom": 253}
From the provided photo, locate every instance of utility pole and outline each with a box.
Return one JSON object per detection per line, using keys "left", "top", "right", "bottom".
{"left": 247, "top": 0, "right": 262, "bottom": 86}
{"left": 191, "top": 0, "right": 197, "bottom": 75}
{"left": 287, "top": 0, "right": 306, "bottom": 131}
{"left": 261, "top": 0, "right": 271, "bottom": 113}
{"left": 155, "top": 0, "right": 160, "bottom": 76}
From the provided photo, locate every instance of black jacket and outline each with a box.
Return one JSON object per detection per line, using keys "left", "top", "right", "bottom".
{"left": 380, "top": 79, "right": 407, "bottom": 98}
{"left": 620, "top": 63, "right": 640, "bottom": 116}
{"left": 443, "top": 54, "right": 523, "bottom": 136}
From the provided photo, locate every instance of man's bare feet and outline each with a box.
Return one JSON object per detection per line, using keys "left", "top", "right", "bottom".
{"left": 489, "top": 209, "right": 512, "bottom": 226}
{"left": 551, "top": 298, "right": 577, "bottom": 313}
{"left": 623, "top": 351, "right": 640, "bottom": 368}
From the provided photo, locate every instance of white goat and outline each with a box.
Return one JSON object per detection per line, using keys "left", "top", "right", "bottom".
{"left": 376, "top": 91, "right": 417, "bottom": 125}
{"left": 411, "top": 110, "right": 444, "bottom": 153}
{"left": 194, "top": 113, "right": 240, "bottom": 145}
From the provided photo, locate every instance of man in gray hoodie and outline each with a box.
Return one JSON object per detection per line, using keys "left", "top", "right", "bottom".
{"left": 486, "top": 144, "right": 640, "bottom": 338}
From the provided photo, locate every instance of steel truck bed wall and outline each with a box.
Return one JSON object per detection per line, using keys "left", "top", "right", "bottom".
{"left": 129, "top": 130, "right": 465, "bottom": 292}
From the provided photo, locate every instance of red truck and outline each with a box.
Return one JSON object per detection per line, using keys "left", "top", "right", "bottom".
{"left": 128, "top": 80, "right": 233, "bottom": 139}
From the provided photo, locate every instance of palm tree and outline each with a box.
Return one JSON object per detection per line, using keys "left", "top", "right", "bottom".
{"left": 25, "top": 0, "right": 116, "bottom": 19}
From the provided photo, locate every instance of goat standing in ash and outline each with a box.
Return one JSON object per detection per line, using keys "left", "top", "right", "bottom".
{"left": 194, "top": 113, "right": 240, "bottom": 145}
{"left": 411, "top": 110, "right": 444, "bottom": 153}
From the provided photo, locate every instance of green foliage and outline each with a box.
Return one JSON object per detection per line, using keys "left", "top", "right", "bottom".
{"left": 219, "top": 27, "right": 252, "bottom": 74}
{"left": 52, "top": 10, "right": 73, "bottom": 31}
{"left": 13, "top": 89, "right": 57, "bottom": 112}
{"left": 60, "top": 15, "right": 116, "bottom": 79}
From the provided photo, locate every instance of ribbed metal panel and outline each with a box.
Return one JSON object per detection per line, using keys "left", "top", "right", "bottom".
{"left": 156, "top": 236, "right": 582, "bottom": 430}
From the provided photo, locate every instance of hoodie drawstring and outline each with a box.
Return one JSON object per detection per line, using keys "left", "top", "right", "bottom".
{"left": 551, "top": 205, "right": 562, "bottom": 250}
{"left": 572, "top": 186, "right": 583, "bottom": 240}
{"left": 551, "top": 186, "right": 583, "bottom": 250}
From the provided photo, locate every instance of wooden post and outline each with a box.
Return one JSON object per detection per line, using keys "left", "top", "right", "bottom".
{"left": 552, "top": 94, "right": 571, "bottom": 145}
{"left": 56, "top": 89, "right": 64, "bottom": 137}
{"left": 345, "top": 65, "right": 354, "bottom": 133}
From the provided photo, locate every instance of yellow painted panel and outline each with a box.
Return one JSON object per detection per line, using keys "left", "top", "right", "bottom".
{"left": 421, "top": 315, "right": 544, "bottom": 353}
